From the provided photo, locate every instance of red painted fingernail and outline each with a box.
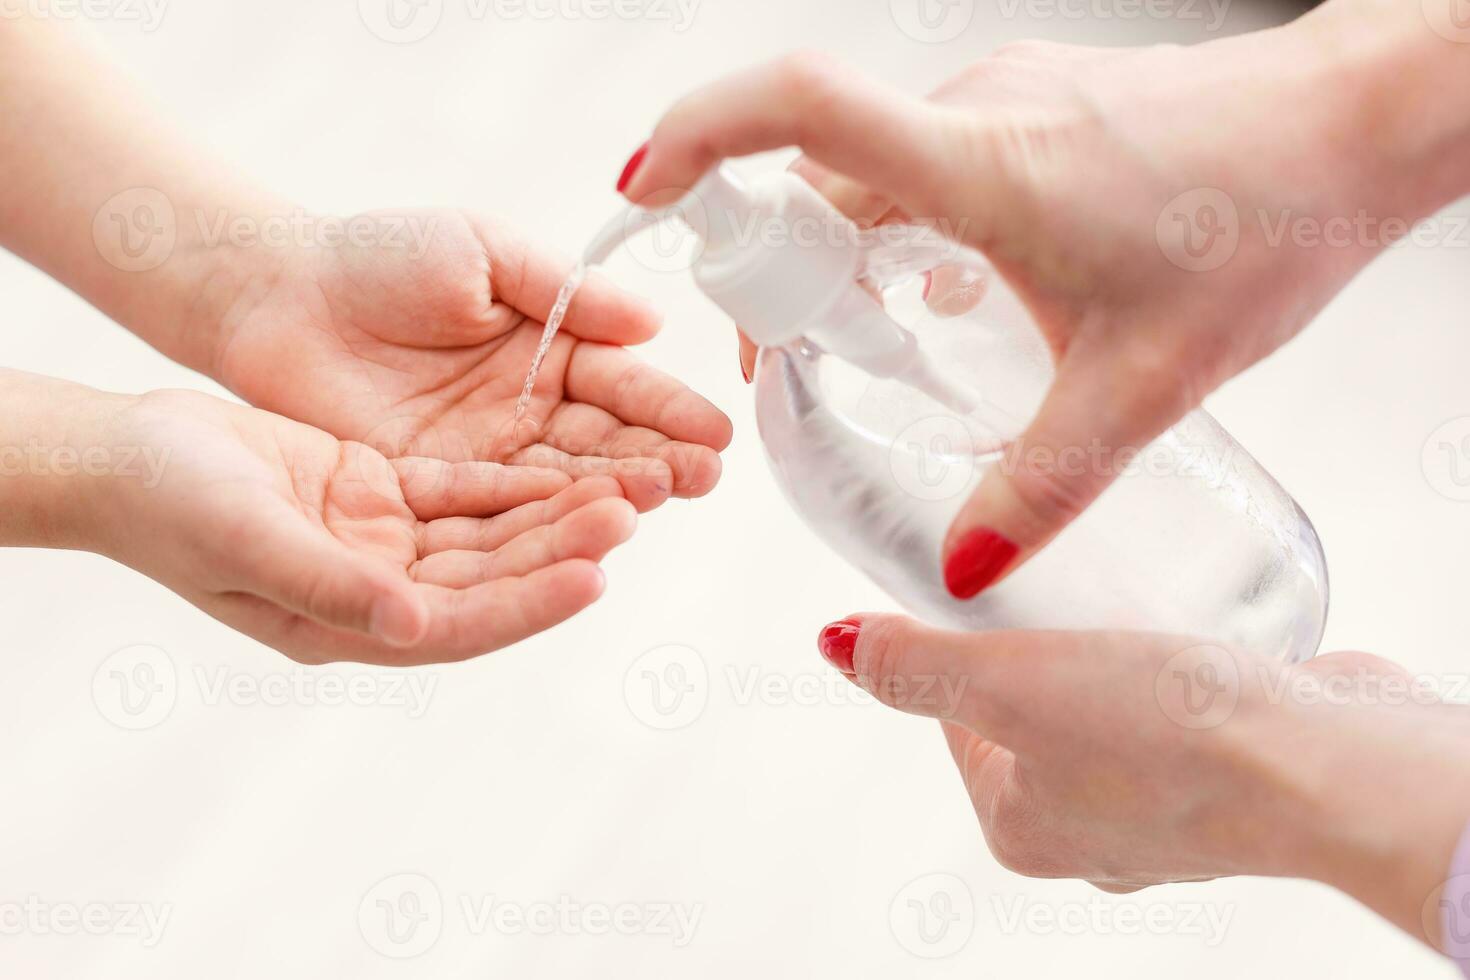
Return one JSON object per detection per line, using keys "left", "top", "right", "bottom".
{"left": 818, "top": 619, "right": 861, "bottom": 673}
{"left": 741, "top": 359, "right": 751, "bottom": 383}
{"left": 943, "top": 529, "right": 1018, "bottom": 599}
{"left": 616, "top": 141, "right": 649, "bottom": 194}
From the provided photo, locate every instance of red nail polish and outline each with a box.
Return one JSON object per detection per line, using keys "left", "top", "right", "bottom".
{"left": 741, "top": 360, "right": 751, "bottom": 383}
{"left": 943, "top": 528, "right": 1018, "bottom": 599}
{"left": 818, "top": 619, "right": 861, "bottom": 673}
{"left": 616, "top": 141, "right": 649, "bottom": 194}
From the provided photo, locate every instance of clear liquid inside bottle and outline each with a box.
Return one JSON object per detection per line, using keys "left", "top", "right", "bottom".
{"left": 753, "top": 239, "right": 1329, "bottom": 663}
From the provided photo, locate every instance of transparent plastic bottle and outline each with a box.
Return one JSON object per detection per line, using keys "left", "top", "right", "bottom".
{"left": 588, "top": 165, "right": 1329, "bottom": 663}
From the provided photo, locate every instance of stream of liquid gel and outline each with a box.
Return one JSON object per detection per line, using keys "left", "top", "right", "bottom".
{"left": 512, "top": 261, "right": 588, "bottom": 429}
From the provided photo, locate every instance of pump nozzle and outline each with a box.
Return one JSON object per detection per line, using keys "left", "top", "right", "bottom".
{"left": 583, "top": 166, "right": 754, "bottom": 266}
{"left": 583, "top": 208, "right": 636, "bottom": 267}
{"left": 583, "top": 196, "right": 686, "bottom": 266}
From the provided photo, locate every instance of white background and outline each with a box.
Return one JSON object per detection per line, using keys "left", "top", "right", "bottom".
{"left": 1, "top": 0, "right": 1468, "bottom": 976}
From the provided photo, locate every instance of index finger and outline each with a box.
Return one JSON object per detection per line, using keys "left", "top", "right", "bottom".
{"left": 620, "top": 52, "right": 951, "bottom": 216}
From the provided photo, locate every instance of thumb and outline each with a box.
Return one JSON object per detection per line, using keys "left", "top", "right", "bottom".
{"left": 816, "top": 612, "right": 1033, "bottom": 740}
{"left": 942, "top": 347, "right": 1192, "bottom": 598}
{"left": 239, "top": 514, "right": 430, "bottom": 647}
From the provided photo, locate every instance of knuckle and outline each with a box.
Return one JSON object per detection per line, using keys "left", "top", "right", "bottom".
{"left": 649, "top": 386, "right": 687, "bottom": 436}
{"left": 396, "top": 462, "right": 439, "bottom": 507}
{"left": 939, "top": 122, "right": 1035, "bottom": 244}
{"left": 991, "top": 39, "right": 1061, "bottom": 61}
{"left": 772, "top": 51, "right": 854, "bottom": 125}
{"left": 953, "top": 60, "right": 1003, "bottom": 87}
{"left": 1115, "top": 342, "right": 1199, "bottom": 420}
{"left": 607, "top": 362, "right": 651, "bottom": 417}
{"left": 477, "top": 517, "right": 502, "bottom": 551}
{"left": 484, "top": 462, "right": 512, "bottom": 500}
{"left": 938, "top": 60, "right": 1024, "bottom": 102}
{"left": 134, "top": 387, "right": 202, "bottom": 416}
{"left": 773, "top": 50, "right": 842, "bottom": 96}
{"left": 1008, "top": 462, "right": 1095, "bottom": 536}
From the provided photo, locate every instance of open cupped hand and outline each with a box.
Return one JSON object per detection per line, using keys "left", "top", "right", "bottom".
{"left": 211, "top": 210, "right": 733, "bottom": 513}
{"left": 97, "top": 388, "right": 640, "bottom": 665}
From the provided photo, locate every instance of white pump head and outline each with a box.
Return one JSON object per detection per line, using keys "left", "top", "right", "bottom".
{"left": 584, "top": 165, "right": 922, "bottom": 379}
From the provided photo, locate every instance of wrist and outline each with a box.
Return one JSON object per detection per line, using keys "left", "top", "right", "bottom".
{"left": 0, "top": 18, "right": 302, "bottom": 381}
{"left": 1282, "top": 0, "right": 1470, "bottom": 220}
{"left": 1278, "top": 701, "right": 1470, "bottom": 949}
{"left": 0, "top": 371, "right": 145, "bottom": 553}
{"left": 103, "top": 187, "right": 304, "bottom": 380}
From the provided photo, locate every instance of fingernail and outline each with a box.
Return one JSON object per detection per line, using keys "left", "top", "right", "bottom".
{"left": 921, "top": 270, "right": 933, "bottom": 302}
{"left": 818, "top": 618, "right": 861, "bottom": 673}
{"left": 616, "top": 141, "right": 649, "bottom": 195}
{"left": 943, "top": 529, "right": 1018, "bottom": 599}
{"left": 741, "top": 359, "right": 751, "bottom": 384}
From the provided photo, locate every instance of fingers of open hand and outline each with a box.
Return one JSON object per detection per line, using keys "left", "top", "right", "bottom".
{"left": 504, "top": 444, "right": 673, "bottom": 513}
{"left": 560, "top": 269, "right": 663, "bottom": 346}
{"left": 413, "top": 559, "right": 609, "bottom": 663}
{"left": 225, "top": 475, "right": 630, "bottom": 664}
{"left": 535, "top": 402, "right": 723, "bottom": 499}
{"left": 410, "top": 495, "right": 636, "bottom": 588}
{"left": 239, "top": 559, "right": 611, "bottom": 667}
{"left": 416, "top": 475, "right": 624, "bottom": 554}
{"left": 393, "top": 458, "right": 572, "bottom": 521}
{"left": 564, "top": 342, "right": 733, "bottom": 451}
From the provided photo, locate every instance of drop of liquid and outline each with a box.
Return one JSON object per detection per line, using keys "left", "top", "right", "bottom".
{"left": 512, "top": 261, "right": 588, "bottom": 429}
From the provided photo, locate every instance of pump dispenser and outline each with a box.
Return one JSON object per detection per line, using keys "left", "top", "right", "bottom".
{"left": 590, "top": 164, "right": 1329, "bottom": 663}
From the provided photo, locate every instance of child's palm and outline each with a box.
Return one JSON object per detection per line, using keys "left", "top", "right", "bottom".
{"left": 110, "top": 389, "right": 638, "bottom": 664}
{"left": 213, "top": 210, "right": 731, "bottom": 513}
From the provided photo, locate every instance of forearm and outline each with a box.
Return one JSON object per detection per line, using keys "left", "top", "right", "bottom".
{"left": 0, "top": 368, "right": 143, "bottom": 552}
{"left": 0, "top": 16, "right": 288, "bottom": 375}
{"left": 1287, "top": 0, "right": 1470, "bottom": 220}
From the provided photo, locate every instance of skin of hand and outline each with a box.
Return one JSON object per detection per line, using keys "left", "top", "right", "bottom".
{"left": 0, "top": 17, "right": 732, "bottom": 515}
{"left": 815, "top": 614, "right": 1470, "bottom": 955}
{"left": 209, "top": 212, "right": 733, "bottom": 513}
{"left": 0, "top": 370, "right": 639, "bottom": 665}
{"left": 619, "top": 0, "right": 1470, "bottom": 597}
